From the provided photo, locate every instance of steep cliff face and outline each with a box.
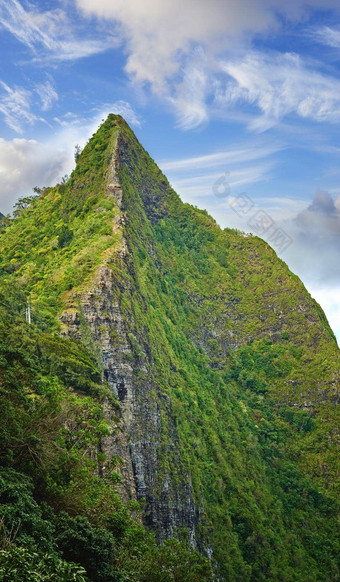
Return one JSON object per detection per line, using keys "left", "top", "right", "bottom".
{"left": 0, "top": 115, "right": 339, "bottom": 581}
{"left": 59, "top": 129, "right": 200, "bottom": 542}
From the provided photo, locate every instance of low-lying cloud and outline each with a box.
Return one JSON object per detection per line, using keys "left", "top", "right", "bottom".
{"left": 0, "top": 138, "right": 67, "bottom": 214}
{"left": 274, "top": 189, "right": 340, "bottom": 341}
{"left": 295, "top": 189, "right": 340, "bottom": 235}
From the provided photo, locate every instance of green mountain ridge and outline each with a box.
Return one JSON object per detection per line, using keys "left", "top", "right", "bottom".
{"left": 0, "top": 114, "right": 339, "bottom": 581}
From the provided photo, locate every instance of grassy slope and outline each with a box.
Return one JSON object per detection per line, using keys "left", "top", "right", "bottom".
{"left": 0, "top": 115, "right": 339, "bottom": 581}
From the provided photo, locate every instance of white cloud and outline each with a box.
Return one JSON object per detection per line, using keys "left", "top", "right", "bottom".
{"left": 170, "top": 163, "right": 273, "bottom": 199}
{"left": 35, "top": 80, "right": 58, "bottom": 111}
{"left": 0, "top": 78, "right": 60, "bottom": 132}
{"left": 76, "top": 0, "right": 340, "bottom": 85}
{"left": 97, "top": 101, "right": 141, "bottom": 127}
{"left": 0, "top": 137, "right": 68, "bottom": 213}
{"left": 77, "top": 0, "right": 273, "bottom": 87}
{"left": 309, "top": 285, "right": 340, "bottom": 344}
{"left": 0, "top": 103, "right": 140, "bottom": 213}
{"left": 160, "top": 144, "right": 280, "bottom": 172}
{"left": 295, "top": 189, "right": 340, "bottom": 235}
{"left": 168, "top": 48, "right": 210, "bottom": 129}
{"left": 75, "top": 0, "right": 340, "bottom": 128}
{"left": 311, "top": 25, "right": 340, "bottom": 49}
{"left": 0, "top": 0, "right": 117, "bottom": 62}
{"left": 3, "top": 1, "right": 340, "bottom": 129}
{"left": 219, "top": 51, "right": 340, "bottom": 131}
{"left": 0, "top": 81, "right": 40, "bottom": 133}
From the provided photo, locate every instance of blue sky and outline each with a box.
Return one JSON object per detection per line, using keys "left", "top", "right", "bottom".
{"left": 0, "top": 0, "right": 339, "bottom": 342}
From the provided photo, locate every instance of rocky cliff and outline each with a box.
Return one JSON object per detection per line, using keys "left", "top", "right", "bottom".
{"left": 57, "top": 127, "right": 200, "bottom": 543}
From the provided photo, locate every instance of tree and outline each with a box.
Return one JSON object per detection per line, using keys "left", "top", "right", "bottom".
{"left": 139, "top": 537, "right": 213, "bottom": 582}
{"left": 0, "top": 546, "right": 88, "bottom": 582}
{"left": 74, "top": 145, "right": 82, "bottom": 163}
{"left": 13, "top": 195, "right": 39, "bottom": 217}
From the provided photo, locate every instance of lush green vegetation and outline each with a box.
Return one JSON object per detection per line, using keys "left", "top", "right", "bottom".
{"left": 0, "top": 115, "right": 339, "bottom": 580}
{"left": 114, "top": 120, "right": 339, "bottom": 580}
{"left": 0, "top": 117, "right": 121, "bottom": 327}
{"left": 0, "top": 285, "right": 212, "bottom": 581}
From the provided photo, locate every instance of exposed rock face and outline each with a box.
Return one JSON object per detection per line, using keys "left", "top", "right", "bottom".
{"left": 60, "top": 265, "right": 137, "bottom": 504}
{"left": 60, "top": 133, "right": 199, "bottom": 543}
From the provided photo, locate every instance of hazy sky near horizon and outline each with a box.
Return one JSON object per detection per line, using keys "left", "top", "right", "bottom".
{"left": 0, "top": 0, "right": 339, "bottom": 341}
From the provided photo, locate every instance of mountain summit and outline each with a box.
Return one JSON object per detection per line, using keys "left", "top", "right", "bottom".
{"left": 0, "top": 115, "right": 339, "bottom": 581}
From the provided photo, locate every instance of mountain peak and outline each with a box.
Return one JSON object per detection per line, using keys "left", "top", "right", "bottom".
{"left": 70, "top": 113, "right": 177, "bottom": 226}
{"left": 0, "top": 118, "right": 339, "bottom": 581}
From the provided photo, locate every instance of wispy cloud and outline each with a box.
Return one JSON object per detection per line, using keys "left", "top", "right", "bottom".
{"left": 4, "top": 1, "right": 340, "bottom": 130}
{"left": 0, "top": 81, "right": 40, "bottom": 133}
{"left": 0, "top": 77, "right": 61, "bottom": 132}
{"left": 76, "top": 0, "right": 340, "bottom": 129}
{"left": 169, "top": 48, "right": 210, "bottom": 130}
{"left": 77, "top": 0, "right": 340, "bottom": 87}
{"left": 95, "top": 100, "right": 141, "bottom": 127}
{"left": 310, "top": 25, "right": 340, "bottom": 49}
{"left": 170, "top": 163, "right": 273, "bottom": 198}
{"left": 54, "top": 101, "right": 141, "bottom": 129}
{"left": 0, "top": 0, "right": 118, "bottom": 62}
{"left": 219, "top": 51, "right": 340, "bottom": 131}
{"left": 159, "top": 138, "right": 279, "bottom": 209}
{"left": 35, "top": 80, "right": 58, "bottom": 111}
{"left": 160, "top": 144, "right": 280, "bottom": 172}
